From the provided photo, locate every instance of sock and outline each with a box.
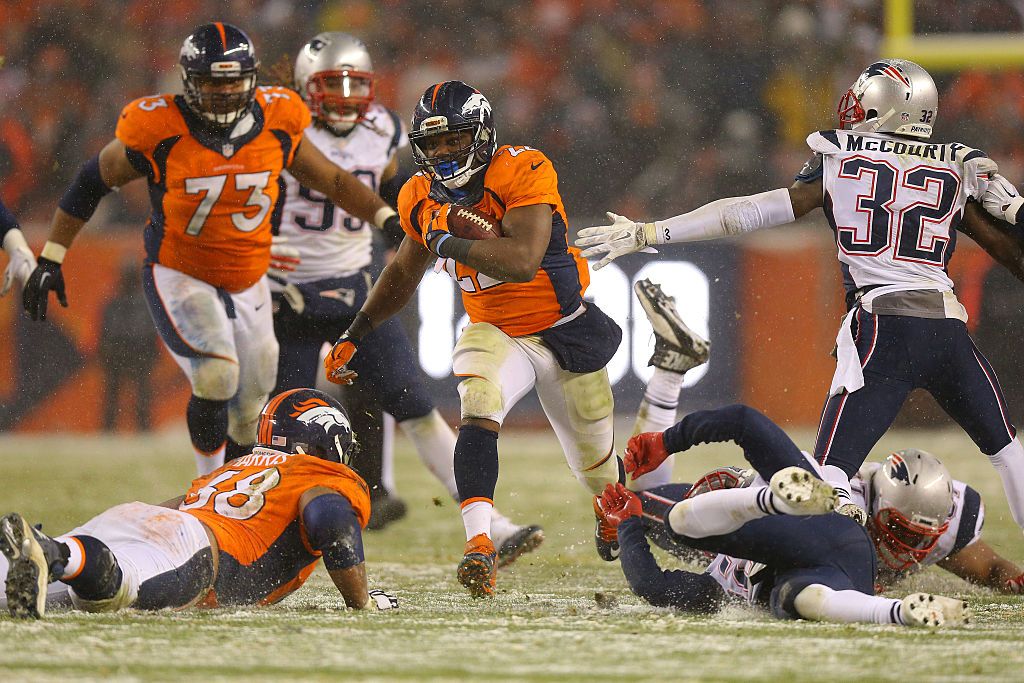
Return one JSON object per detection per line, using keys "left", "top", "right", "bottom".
{"left": 988, "top": 436, "right": 1024, "bottom": 528}
{"left": 793, "top": 584, "right": 904, "bottom": 624}
{"left": 382, "top": 412, "right": 396, "bottom": 492}
{"left": 400, "top": 409, "right": 459, "bottom": 499}
{"left": 224, "top": 438, "right": 253, "bottom": 463}
{"left": 822, "top": 464, "right": 853, "bottom": 506}
{"left": 461, "top": 500, "right": 494, "bottom": 541}
{"left": 56, "top": 535, "right": 123, "bottom": 601}
{"left": 667, "top": 486, "right": 787, "bottom": 538}
{"left": 629, "top": 369, "right": 684, "bottom": 489}
{"left": 188, "top": 396, "right": 228, "bottom": 475}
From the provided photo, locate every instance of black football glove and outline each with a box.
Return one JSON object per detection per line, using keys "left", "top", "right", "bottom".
{"left": 23, "top": 256, "right": 67, "bottom": 321}
{"left": 381, "top": 213, "right": 405, "bottom": 251}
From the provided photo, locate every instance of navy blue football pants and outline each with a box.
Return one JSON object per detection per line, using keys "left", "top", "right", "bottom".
{"left": 814, "top": 310, "right": 1017, "bottom": 475}
{"left": 272, "top": 272, "right": 434, "bottom": 422}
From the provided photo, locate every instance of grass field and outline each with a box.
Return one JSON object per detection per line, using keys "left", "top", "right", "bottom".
{"left": 1, "top": 424, "right": 1023, "bottom": 682}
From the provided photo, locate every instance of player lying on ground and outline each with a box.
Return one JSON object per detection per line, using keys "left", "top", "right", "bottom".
{"left": 577, "top": 58, "right": 1024, "bottom": 534}
{"left": 323, "top": 81, "right": 625, "bottom": 598}
{"left": 0, "top": 389, "right": 397, "bottom": 619}
{"left": 274, "top": 33, "right": 541, "bottom": 557}
{"left": 22, "top": 22, "right": 408, "bottom": 478}
{"left": 637, "top": 449, "right": 1024, "bottom": 594}
{"left": 599, "top": 404, "right": 969, "bottom": 627}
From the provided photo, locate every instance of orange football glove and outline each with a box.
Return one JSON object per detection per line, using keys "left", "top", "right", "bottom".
{"left": 423, "top": 205, "right": 453, "bottom": 256}
{"left": 624, "top": 431, "right": 670, "bottom": 479}
{"left": 324, "top": 335, "right": 359, "bottom": 385}
{"left": 599, "top": 483, "right": 642, "bottom": 528}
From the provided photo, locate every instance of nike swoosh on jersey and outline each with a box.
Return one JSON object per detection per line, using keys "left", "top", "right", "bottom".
{"left": 531, "top": 161, "right": 545, "bottom": 171}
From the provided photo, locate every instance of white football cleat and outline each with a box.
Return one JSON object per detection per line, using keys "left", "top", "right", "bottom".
{"left": 901, "top": 593, "right": 970, "bottom": 628}
{"left": 0, "top": 513, "right": 65, "bottom": 619}
{"left": 634, "top": 279, "right": 710, "bottom": 374}
{"left": 768, "top": 467, "right": 837, "bottom": 516}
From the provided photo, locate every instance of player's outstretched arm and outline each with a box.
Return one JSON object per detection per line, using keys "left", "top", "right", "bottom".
{"left": 324, "top": 236, "right": 434, "bottom": 384}
{"left": 299, "top": 487, "right": 397, "bottom": 610}
{"left": 0, "top": 198, "right": 35, "bottom": 297}
{"left": 575, "top": 181, "right": 821, "bottom": 270}
{"left": 959, "top": 201, "right": 1024, "bottom": 283}
{"left": 23, "top": 139, "right": 144, "bottom": 320}
{"left": 938, "top": 539, "right": 1024, "bottom": 593}
{"left": 288, "top": 134, "right": 403, "bottom": 236}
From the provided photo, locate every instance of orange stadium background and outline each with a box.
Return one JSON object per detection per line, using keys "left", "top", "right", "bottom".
{"left": 0, "top": 231, "right": 1001, "bottom": 433}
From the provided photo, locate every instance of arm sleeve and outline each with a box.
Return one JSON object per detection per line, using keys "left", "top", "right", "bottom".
{"left": 662, "top": 404, "right": 811, "bottom": 481}
{"left": 0, "top": 199, "right": 19, "bottom": 242}
{"left": 618, "top": 517, "right": 723, "bottom": 612}
{"left": 651, "top": 188, "right": 795, "bottom": 245}
{"left": 301, "top": 492, "right": 365, "bottom": 570}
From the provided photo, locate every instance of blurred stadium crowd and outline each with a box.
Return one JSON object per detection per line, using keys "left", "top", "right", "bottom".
{"left": 3, "top": 0, "right": 1024, "bottom": 227}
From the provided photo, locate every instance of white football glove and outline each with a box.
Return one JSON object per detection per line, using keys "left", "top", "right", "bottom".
{"left": 368, "top": 589, "right": 398, "bottom": 610}
{"left": 981, "top": 173, "right": 1024, "bottom": 225}
{"left": 1, "top": 228, "right": 37, "bottom": 297}
{"left": 268, "top": 235, "right": 301, "bottom": 282}
{"left": 574, "top": 212, "right": 657, "bottom": 270}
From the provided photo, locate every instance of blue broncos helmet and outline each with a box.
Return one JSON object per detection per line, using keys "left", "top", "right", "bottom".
{"left": 256, "top": 389, "right": 355, "bottom": 466}
{"left": 179, "top": 22, "right": 260, "bottom": 129}
{"left": 408, "top": 81, "right": 496, "bottom": 191}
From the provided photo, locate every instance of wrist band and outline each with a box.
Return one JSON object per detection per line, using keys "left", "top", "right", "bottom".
{"left": 41, "top": 241, "right": 68, "bottom": 264}
{"left": 373, "top": 205, "right": 398, "bottom": 229}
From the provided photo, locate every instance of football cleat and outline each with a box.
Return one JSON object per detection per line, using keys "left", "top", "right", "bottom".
{"left": 494, "top": 524, "right": 545, "bottom": 569}
{"left": 1, "top": 513, "right": 68, "bottom": 619}
{"left": 457, "top": 534, "right": 497, "bottom": 599}
{"left": 593, "top": 496, "right": 620, "bottom": 561}
{"left": 835, "top": 502, "right": 868, "bottom": 526}
{"left": 901, "top": 593, "right": 970, "bottom": 628}
{"left": 768, "top": 467, "right": 838, "bottom": 516}
{"left": 634, "top": 279, "right": 710, "bottom": 374}
{"left": 366, "top": 491, "right": 408, "bottom": 531}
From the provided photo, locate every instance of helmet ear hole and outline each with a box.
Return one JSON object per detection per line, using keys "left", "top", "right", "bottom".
{"left": 866, "top": 109, "right": 878, "bottom": 120}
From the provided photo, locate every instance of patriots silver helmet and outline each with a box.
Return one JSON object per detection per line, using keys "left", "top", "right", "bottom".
{"left": 837, "top": 59, "right": 938, "bottom": 139}
{"left": 294, "top": 32, "right": 374, "bottom": 134}
{"left": 868, "top": 449, "right": 954, "bottom": 571}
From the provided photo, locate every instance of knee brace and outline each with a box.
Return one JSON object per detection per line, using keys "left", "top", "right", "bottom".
{"left": 458, "top": 376, "right": 504, "bottom": 422}
{"left": 563, "top": 370, "right": 614, "bottom": 427}
{"left": 190, "top": 357, "right": 239, "bottom": 402}
{"left": 573, "top": 451, "right": 621, "bottom": 494}
{"left": 227, "top": 393, "right": 268, "bottom": 445}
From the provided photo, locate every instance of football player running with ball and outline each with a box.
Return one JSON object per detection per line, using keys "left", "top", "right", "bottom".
{"left": 22, "top": 23, "right": 402, "bottom": 477}
{"left": 577, "top": 58, "right": 1024, "bottom": 534}
{"left": 324, "top": 81, "right": 625, "bottom": 598}
{"left": 275, "top": 34, "right": 540, "bottom": 560}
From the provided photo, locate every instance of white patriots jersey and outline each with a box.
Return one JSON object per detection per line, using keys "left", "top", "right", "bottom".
{"left": 852, "top": 462, "right": 985, "bottom": 572}
{"left": 806, "top": 130, "right": 994, "bottom": 294}
{"left": 277, "top": 103, "right": 405, "bottom": 283}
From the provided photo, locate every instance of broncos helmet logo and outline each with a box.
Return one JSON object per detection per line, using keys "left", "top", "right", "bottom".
{"left": 290, "top": 398, "right": 351, "bottom": 436}
{"left": 889, "top": 455, "right": 912, "bottom": 486}
{"left": 461, "top": 92, "right": 491, "bottom": 122}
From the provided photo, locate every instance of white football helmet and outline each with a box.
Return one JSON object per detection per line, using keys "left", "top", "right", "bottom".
{"left": 868, "top": 449, "right": 954, "bottom": 571}
{"left": 294, "top": 32, "right": 374, "bottom": 135}
{"left": 837, "top": 59, "right": 938, "bottom": 139}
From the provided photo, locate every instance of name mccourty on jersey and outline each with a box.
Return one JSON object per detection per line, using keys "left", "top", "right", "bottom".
{"left": 845, "top": 135, "right": 974, "bottom": 162}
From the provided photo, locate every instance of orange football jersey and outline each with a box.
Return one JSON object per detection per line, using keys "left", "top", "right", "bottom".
{"left": 179, "top": 450, "right": 370, "bottom": 606}
{"left": 398, "top": 145, "right": 590, "bottom": 337}
{"left": 116, "top": 87, "right": 311, "bottom": 292}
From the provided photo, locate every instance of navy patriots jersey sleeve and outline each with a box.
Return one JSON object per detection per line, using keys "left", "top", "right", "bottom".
{"left": 662, "top": 405, "right": 811, "bottom": 481}
{"left": 617, "top": 517, "right": 724, "bottom": 612}
{"left": 0, "top": 198, "right": 19, "bottom": 241}
{"left": 951, "top": 485, "right": 984, "bottom": 555}
{"left": 794, "top": 153, "right": 823, "bottom": 184}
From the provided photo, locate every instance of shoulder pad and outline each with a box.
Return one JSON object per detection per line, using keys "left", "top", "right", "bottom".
{"left": 256, "top": 86, "right": 312, "bottom": 136}
{"left": 950, "top": 484, "right": 984, "bottom": 555}
{"left": 806, "top": 130, "right": 843, "bottom": 154}
{"left": 116, "top": 95, "right": 183, "bottom": 153}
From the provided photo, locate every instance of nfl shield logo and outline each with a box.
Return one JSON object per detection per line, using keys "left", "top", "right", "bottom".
{"left": 900, "top": 112, "right": 910, "bottom": 123}
{"left": 222, "top": 143, "right": 235, "bottom": 157}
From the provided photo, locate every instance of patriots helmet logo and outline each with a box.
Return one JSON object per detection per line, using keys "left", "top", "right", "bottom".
{"left": 864, "top": 61, "right": 911, "bottom": 88}
{"left": 889, "top": 455, "right": 912, "bottom": 485}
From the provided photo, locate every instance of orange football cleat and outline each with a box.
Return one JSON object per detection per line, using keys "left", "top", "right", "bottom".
{"left": 593, "top": 495, "right": 621, "bottom": 561}
{"left": 457, "top": 533, "right": 497, "bottom": 598}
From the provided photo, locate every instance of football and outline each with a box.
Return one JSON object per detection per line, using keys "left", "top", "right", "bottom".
{"left": 446, "top": 205, "right": 503, "bottom": 240}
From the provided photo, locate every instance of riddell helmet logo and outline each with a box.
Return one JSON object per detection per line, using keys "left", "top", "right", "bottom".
{"left": 420, "top": 116, "right": 447, "bottom": 132}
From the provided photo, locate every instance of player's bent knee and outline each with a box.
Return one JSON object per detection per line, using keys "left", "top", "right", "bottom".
{"left": 573, "top": 450, "right": 619, "bottom": 494}
{"left": 458, "top": 376, "right": 504, "bottom": 422}
{"left": 563, "top": 369, "right": 614, "bottom": 424}
{"left": 791, "top": 583, "right": 831, "bottom": 622}
{"left": 191, "top": 357, "right": 240, "bottom": 402}
{"left": 70, "top": 572, "right": 136, "bottom": 613}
